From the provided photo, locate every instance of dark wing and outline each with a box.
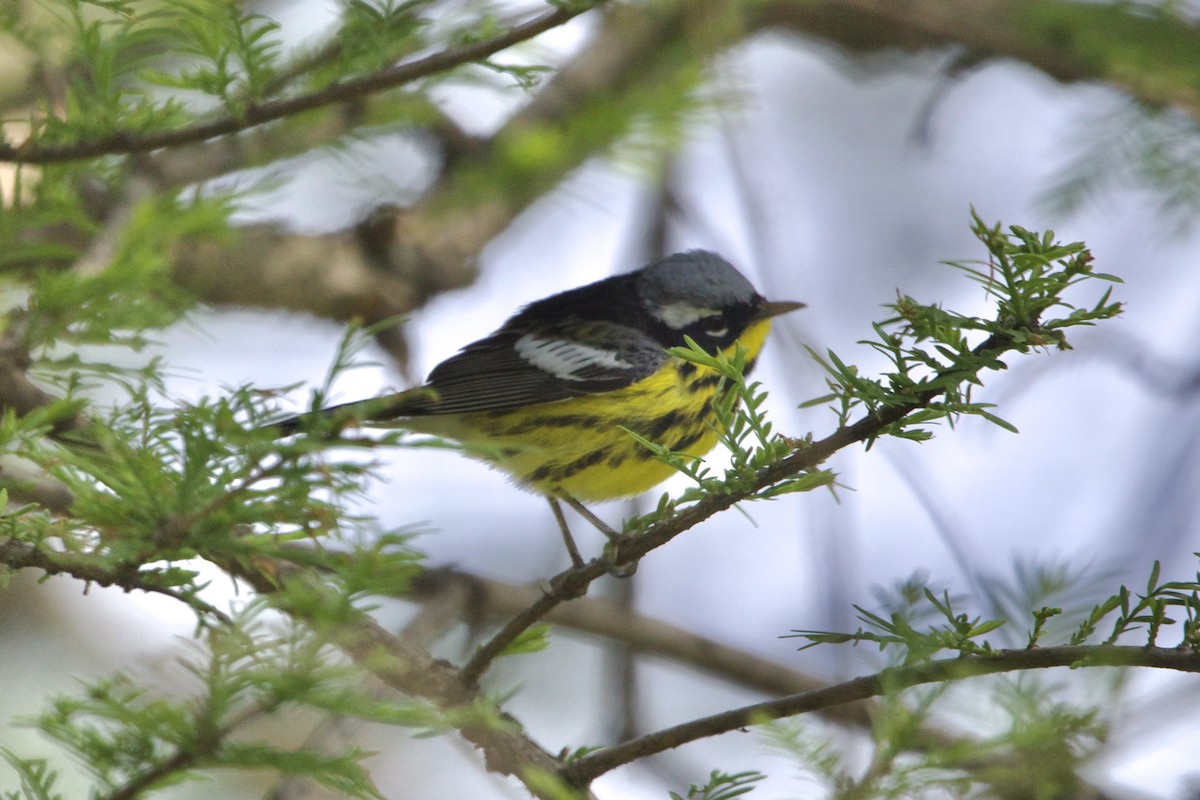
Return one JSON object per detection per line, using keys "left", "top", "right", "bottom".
{"left": 415, "top": 319, "right": 667, "bottom": 415}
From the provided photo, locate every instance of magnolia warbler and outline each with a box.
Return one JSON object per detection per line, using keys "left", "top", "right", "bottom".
{"left": 274, "top": 250, "right": 802, "bottom": 560}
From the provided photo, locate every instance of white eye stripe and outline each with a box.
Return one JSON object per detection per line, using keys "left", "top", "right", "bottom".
{"left": 514, "top": 334, "right": 632, "bottom": 381}
{"left": 654, "top": 302, "right": 722, "bottom": 330}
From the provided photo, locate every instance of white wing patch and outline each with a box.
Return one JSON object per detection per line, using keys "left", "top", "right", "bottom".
{"left": 514, "top": 334, "right": 633, "bottom": 381}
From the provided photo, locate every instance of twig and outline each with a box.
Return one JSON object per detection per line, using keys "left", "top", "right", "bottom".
{"left": 459, "top": 561, "right": 608, "bottom": 686}
{"left": 2, "top": 3, "right": 602, "bottom": 164}
{"left": 0, "top": 455, "right": 76, "bottom": 512}
{"left": 0, "top": 537, "right": 233, "bottom": 626}
{"left": 415, "top": 568, "right": 858, "bottom": 716}
{"left": 100, "top": 703, "right": 267, "bottom": 800}
{"left": 560, "top": 644, "right": 1200, "bottom": 786}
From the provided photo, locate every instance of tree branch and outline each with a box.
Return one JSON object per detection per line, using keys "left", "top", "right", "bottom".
{"left": 263, "top": 581, "right": 477, "bottom": 800}
{"left": 0, "top": 491, "right": 576, "bottom": 795}
{"left": 100, "top": 704, "right": 266, "bottom": 800}
{"left": 1, "top": 2, "right": 602, "bottom": 165}
{"left": 0, "top": 537, "right": 233, "bottom": 625}
{"left": 414, "top": 567, "right": 882, "bottom": 719}
{"left": 765, "top": 0, "right": 1200, "bottom": 118}
{"left": 560, "top": 644, "right": 1200, "bottom": 785}
{"left": 213, "top": 555, "right": 583, "bottom": 799}
{"left": 0, "top": 455, "right": 75, "bottom": 512}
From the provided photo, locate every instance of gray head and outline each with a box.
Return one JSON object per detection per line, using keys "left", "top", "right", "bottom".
{"left": 634, "top": 250, "right": 803, "bottom": 344}
{"left": 635, "top": 250, "right": 759, "bottom": 318}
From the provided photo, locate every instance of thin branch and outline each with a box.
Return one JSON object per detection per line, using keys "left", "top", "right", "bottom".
{"left": 560, "top": 644, "right": 1200, "bottom": 786}
{"left": 1, "top": 3, "right": 602, "bottom": 165}
{"left": 414, "top": 568, "right": 867, "bottom": 720}
{"left": 0, "top": 537, "right": 233, "bottom": 626}
{"left": 459, "top": 569, "right": 602, "bottom": 685}
{"left": 100, "top": 704, "right": 267, "bottom": 800}
{"left": 138, "top": 94, "right": 474, "bottom": 193}
{"left": 0, "top": 455, "right": 76, "bottom": 512}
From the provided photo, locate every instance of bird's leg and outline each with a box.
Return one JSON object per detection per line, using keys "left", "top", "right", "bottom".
{"left": 561, "top": 496, "right": 620, "bottom": 541}
{"left": 547, "top": 497, "right": 585, "bottom": 568}
{"left": 561, "top": 495, "right": 637, "bottom": 577}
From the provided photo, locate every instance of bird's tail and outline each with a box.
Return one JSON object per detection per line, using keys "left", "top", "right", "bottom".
{"left": 266, "top": 386, "right": 440, "bottom": 437}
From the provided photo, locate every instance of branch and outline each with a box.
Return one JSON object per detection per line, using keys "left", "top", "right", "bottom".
{"left": 765, "top": 0, "right": 1200, "bottom": 119}
{"left": 138, "top": 0, "right": 703, "bottom": 328}
{"left": 1, "top": 3, "right": 601, "bottom": 165}
{"left": 263, "top": 586, "right": 472, "bottom": 800}
{"left": 0, "top": 456, "right": 573, "bottom": 795}
{"left": 213, "top": 556, "right": 581, "bottom": 800}
{"left": 158, "top": 0, "right": 1200, "bottom": 326}
{"left": 561, "top": 644, "right": 1200, "bottom": 786}
{"left": 139, "top": 95, "right": 474, "bottom": 193}
{"left": 354, "top": 0, "right": 744, "bottom": 301}
{"left": 0, "top": 455, "right": 75, "bottom": 512}
{"left": 413, "top": 567, "right": 882, "bottom": 716}
{"left": 0, "top": 537, "right": 233, "bottom": 626}
{"left": 99, "top": 705, "right": 265, "bottom": 800}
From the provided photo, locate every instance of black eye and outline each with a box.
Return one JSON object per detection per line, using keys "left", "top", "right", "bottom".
{"left": 688, "top": 314, "right": 727, "bottom": 340}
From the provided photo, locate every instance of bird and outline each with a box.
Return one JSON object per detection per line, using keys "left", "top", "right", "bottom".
{"left": 272, "top": 250, "right": 803, "bottom": 564}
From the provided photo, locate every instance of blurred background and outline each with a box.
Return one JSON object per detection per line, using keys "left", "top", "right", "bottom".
{"left": 3, "top": 1, "right": 1200, "bottom": 798}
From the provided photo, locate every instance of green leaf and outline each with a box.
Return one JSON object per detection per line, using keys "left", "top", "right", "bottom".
{"left": 0, "top": 750, "right": 64, "bottom": 800}
{"left": 502, "top": 623, "right": 552, "bottom": 656}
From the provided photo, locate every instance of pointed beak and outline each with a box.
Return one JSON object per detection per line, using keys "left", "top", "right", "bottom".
{"left": 758, "top": 299, "right": 806, "bottom": 319}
